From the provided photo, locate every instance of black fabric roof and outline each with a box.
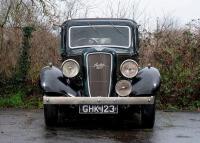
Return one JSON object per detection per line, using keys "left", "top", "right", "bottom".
{"left": 62, "top": 18, "right": 138, "bottom": 27}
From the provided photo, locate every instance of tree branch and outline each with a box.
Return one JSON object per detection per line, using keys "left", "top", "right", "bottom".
{"left": 1, "top": 2, "right": 12, "bottom": 27}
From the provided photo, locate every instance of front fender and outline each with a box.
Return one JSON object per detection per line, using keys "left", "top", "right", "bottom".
{"left": 132, "top": 67, "right": 161, "bottom": 96}
{"left": 39, "top": 66, "right": 77, "bottom": 96}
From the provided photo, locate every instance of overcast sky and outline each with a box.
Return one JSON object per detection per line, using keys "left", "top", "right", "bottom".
{"left": 140, "top": 0, "right": 200, "bottom": 23}
{"left": 83, "top": 0, "right": 200, "bottom": 27}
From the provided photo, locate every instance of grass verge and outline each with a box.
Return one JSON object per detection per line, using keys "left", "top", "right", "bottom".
{"left": 0, "top": 91, "right": 43, "bottom": 109}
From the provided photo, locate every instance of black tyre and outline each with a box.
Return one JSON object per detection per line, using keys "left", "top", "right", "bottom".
{"left": 141, "top": 103, "right": 155, "bottom": 129}
{"left": 44, "top": 104, "right": 58, "bottom": 127}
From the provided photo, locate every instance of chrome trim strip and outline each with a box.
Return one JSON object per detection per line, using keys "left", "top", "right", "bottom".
{"left": 86, "top": 52, "right": 113, "bottom": 97}
{"left": 68, "top": 25, "right": 131, "bottom": 49}
{"left": 43, "top": 96, "right": 155, "bottom": 105}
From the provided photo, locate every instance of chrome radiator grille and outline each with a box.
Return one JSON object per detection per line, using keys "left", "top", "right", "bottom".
{"left": 87, "top": 53, "right": 112, "bottom": 97}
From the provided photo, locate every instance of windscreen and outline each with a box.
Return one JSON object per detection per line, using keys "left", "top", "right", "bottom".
{"left": 69, "top": 25, "right": 131, "bottom": 48}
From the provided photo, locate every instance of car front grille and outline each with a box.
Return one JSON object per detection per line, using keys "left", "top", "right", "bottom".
{"left": 87, "top": 52, "right": 112, "bottom": 97}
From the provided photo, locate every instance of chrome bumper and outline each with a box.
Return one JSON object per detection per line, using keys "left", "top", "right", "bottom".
{"left": 43, "top": 96, "right": 155, "bottom": 105}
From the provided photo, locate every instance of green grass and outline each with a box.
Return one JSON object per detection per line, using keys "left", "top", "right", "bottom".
{"left": 0, "top": 91, "right": 42, "bottom": 108}
{"left": 0, "top": 91, "right": 24, "bottom": 107}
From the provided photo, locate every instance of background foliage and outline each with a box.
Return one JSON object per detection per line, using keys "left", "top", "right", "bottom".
{"left": 140, "top": 19, "right": 200, "bottom": 110}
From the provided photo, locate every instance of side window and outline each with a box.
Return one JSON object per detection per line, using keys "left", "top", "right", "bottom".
{"left": 60, "top": 26, "right": 67, "bottom": 57}
{"left": 135, "top": 27, "right": 140, "bottom": 51}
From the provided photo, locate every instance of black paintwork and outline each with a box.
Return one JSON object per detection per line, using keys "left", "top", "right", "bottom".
{"left": 60, "top": 18, "right": 139, "bottom": 57}
{"left": 132, "top": 67, "right": 161, "bottom": 96}
{"left": 40, "top": 66, "right": 77, "bottom": 96}
{"left": 39, "top": 18, "right": 161, "bottom": 97}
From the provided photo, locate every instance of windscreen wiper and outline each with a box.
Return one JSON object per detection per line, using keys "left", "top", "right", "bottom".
{"left": 109, "top": 21, "right": 127, "bottom": 38}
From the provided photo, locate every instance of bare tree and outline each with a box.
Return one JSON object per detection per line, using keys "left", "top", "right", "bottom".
{"left": 52, "top": 0, "right": 92, "bottom": 25}
{"left": 0, "top": 0, "right": 55, "bottom": 26}
{"left": 103, "top": 0, "right": 142, "bottom": 20}
{"left": 0, "top": 0, "right": 92, "bottom": 75}
{"left": 0, "top": 0, "right": 57, "bottom": 75}
{"left": 0, "top": 0, "right": 56, "bottom": 50}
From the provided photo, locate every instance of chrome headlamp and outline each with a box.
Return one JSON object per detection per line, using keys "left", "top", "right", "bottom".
{"left": 115, "top": 80, "right": 132, "bottom": 97}
{"left": 61, "top": 59, "right": 80, "bottom": 78}
{"left": 120, "top": 59, "right": 138, "bottom": 78}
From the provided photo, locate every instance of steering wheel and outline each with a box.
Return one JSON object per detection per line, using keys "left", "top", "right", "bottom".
{"left": 75, "top": 38, "right": 98, "bottom": 45}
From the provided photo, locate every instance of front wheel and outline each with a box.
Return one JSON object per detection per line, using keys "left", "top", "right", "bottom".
{"left": 44, "top": 104, "right": 58, "bottom": 127}
{"left": 141, "top": 103, "right": 155, "bottom": 129}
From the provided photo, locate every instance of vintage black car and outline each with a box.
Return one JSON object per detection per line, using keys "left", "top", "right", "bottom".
{"left": 39, "top": 18, "right": 161, "bottom": 128}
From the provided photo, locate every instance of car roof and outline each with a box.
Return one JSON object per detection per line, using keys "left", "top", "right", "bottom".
{"left": 61, "top": 18, "right": 138, "bottom": 27}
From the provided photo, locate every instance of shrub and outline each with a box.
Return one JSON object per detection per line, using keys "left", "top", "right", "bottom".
{"left": 140, "top": 19, "right": 200, "bottom": 109}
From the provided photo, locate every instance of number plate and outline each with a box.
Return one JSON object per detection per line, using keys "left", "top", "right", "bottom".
{"left": 79, "top": 105, "right": 118, "bottom": 114}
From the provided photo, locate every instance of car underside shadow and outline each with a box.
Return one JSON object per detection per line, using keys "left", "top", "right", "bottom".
{"left": 52, "top": 112, "right": 142, "bottom": 130}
